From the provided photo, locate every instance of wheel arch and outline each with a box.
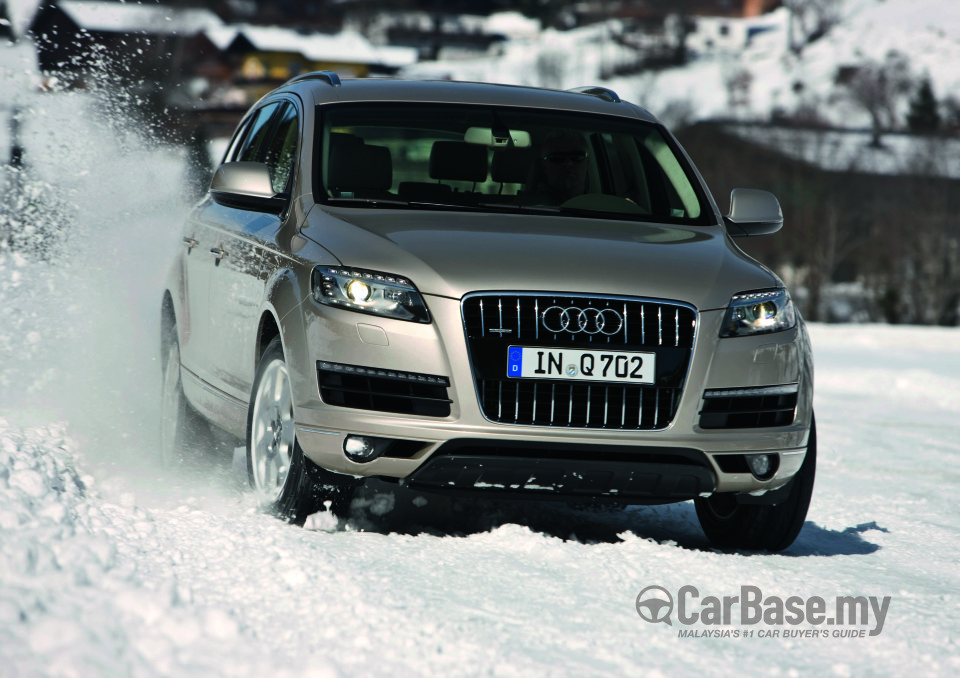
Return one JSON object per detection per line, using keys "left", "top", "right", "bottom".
{"left": 256, "top": 310, "right": 282, "bottom": 368}
{"left": 160, "top": 253, "right": 188, "bottom": 372}
{"left": 254, "top": 265, "right": 313, "bottom": 397}
{"left": 161, "top": 290, "right": 177, "bottom": 372}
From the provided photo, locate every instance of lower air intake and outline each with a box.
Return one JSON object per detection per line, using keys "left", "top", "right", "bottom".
{"left": 317, "top": 362, "right": 452, "bottom": 417}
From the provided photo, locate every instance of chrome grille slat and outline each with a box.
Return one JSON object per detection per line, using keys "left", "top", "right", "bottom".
{"left": 638, "top": 386, "right": 644, "bottom": 427}
{"left": 603, "top": 387, "right": 609, "bottom": 427}
{"left": 586, "top": 385, "right": 592, "bottom": 427}
{"left": 515, "top": 382, "right": 520, "bottom": 421}
{"left": 623, "top": 303, "right": 628, "bottom": 344}
{"left": 535, "top": 299, "right": 539, "bottom": 340}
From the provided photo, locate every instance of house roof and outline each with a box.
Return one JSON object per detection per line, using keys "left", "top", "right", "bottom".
{"left": 56, "top": 0, "right": 222, "bottom": 36}
{"left": 206, "top": 24, "right": 418, "bottom": 68}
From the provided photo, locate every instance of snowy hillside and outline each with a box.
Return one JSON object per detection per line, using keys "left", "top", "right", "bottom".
{"left": 403, "top": 0, "right": 960, "bottom": 130}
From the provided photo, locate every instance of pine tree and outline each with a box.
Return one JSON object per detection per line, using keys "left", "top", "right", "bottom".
{"left": 907, "top": 78, "right": 941, "bottom": 135}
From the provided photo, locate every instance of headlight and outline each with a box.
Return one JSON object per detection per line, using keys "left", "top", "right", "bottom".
{"left": 312, "top": 266, "right": 430, "bottom": 323}
{"left": 719, "top": 288, "right": 796, "bottom": 337}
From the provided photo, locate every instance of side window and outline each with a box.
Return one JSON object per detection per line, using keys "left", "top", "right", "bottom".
{"left": 234, "top": 102, "right": 281, "bottom": 163}
{"left": 262, "top": 104, "right": 299, "bottom": 194}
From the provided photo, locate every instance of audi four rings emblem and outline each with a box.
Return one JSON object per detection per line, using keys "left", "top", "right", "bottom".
{"left": 541, "top": 306, "right": 624, "bottom": 335}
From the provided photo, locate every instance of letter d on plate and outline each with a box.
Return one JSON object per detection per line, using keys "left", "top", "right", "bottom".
{"left": 507, "top": 347, "right": 523, "bottom": 375}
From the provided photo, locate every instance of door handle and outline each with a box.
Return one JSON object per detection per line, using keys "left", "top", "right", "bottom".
{"left": 182, "top": 236, "right": 198, "bottom": 251}
{"left": 209, "top": 246, "right": 228, "bottom": 262}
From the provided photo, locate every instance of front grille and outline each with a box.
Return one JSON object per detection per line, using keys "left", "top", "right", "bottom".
{"left": 462, "top": 293, "right": 697, "bottom": 430}
{"left": 317, "top": 362, "right": 452, "bottom": 417}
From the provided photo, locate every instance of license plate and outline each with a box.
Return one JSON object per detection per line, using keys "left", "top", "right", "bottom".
{"left": 506, "top": 346, "right": 656, "bottom": 384}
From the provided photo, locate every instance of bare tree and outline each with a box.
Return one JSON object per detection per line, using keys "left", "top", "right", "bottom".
{"left": 840, "top": 51, "right": 912, "bottom": 147}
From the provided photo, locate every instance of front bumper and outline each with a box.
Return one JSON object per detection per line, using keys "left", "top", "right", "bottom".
{"left": 291, "top": 293, "right": 813, "bottom": 499}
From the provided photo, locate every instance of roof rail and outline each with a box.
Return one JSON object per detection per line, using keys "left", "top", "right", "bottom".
{"left": 286, "top": 70, "right": 342, "bottom": 87}
{"left": 566, "top": 85, "right": 621, "bottom": 103}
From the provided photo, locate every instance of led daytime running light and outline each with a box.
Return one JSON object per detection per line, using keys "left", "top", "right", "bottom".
{"left": 703, "top": 384, "right": 799, "bottom": 399}
{"left": 318, "top": 361, "right": 450, "bottom": 386}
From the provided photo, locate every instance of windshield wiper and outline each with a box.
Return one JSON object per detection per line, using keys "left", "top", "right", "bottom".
{"left": 327, "top": 197, "right": 522, "bottom": 214}
{"left": 325, "top": 197, "right": 411, "bottom": 207}
{"left": 477, "top": 203, "right": 562, "bottom": 215}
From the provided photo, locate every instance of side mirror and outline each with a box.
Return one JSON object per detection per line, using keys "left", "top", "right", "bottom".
{"left": 210, "top": 161, "right": 286, "bottom": 213}
{"left": 723, "top": 188, "right": 783, "bottom": 237}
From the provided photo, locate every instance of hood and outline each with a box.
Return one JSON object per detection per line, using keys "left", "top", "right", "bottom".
{"left": 301, "top": 207, "right": 777, "bottom": 311}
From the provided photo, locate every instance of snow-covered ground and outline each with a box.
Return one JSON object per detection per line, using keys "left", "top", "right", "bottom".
{"left": 5, "top": 247, "right": 960, "bottom": 676}
{"left": 3, "top": 10, "right": 960, "bottom": 674}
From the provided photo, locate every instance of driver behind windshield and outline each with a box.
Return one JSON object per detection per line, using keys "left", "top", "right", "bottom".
{"left": 537, "top": 130, "right": 589, "bottom": 204}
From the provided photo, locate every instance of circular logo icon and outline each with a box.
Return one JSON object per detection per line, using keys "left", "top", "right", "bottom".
{"left": 635, "top": 585, "right": 674, "bottom": 625}
{"left": 566, "top": 364, "right": 578, "bottom": 377}
{"left": 541, "top": 306, "right": 624, "bottom": 336}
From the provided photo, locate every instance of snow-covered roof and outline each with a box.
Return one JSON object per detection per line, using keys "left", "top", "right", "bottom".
{"left": 203, "top": 25, "right": 240, "bottom": 51}
{"left": 208, "top": 25, "right": 417, "bottom": 68}
{"left": 372, "top": 43, "right": 419, "bottom": 69}
{"left": 483, "top": 11, "right": 541, "bottom": 40}
{"left": 57, "top": 0, "right": 222, "bottom": 36}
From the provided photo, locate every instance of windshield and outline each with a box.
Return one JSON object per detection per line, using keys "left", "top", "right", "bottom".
{"left": 317, "top": 103, "right": 712, "bottom": 224}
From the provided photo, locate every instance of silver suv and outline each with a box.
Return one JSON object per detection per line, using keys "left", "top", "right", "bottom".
{"left": 161, "top": 72, "right": 815, "bottom": 551}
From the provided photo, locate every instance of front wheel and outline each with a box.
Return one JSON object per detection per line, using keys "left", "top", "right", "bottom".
{"left": 246, "top": 337, "right": 352, "bottom": 525}
{"left": 695, "top": 417, "right": 817, "bottom": 552}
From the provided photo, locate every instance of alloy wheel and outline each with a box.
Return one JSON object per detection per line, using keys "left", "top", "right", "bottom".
{"left": 250, "top": 357, "right": 295, "bottom": 502}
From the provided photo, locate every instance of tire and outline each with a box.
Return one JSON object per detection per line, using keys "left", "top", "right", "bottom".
{"left": 695, "top": 417, "right": 817, "bottom": 552}
{"left": 160, "top": 323, "right": 206, "bottom": 466}
{"left": 246, "top": 337, "right": 352, "bottom": 525}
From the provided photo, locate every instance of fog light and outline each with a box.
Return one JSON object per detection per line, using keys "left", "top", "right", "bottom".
{"left": 746, "top": 453, "right": 775, "bottom": 479}
{"left": 343, "top": 435, "right": 380, "bottom": 463}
